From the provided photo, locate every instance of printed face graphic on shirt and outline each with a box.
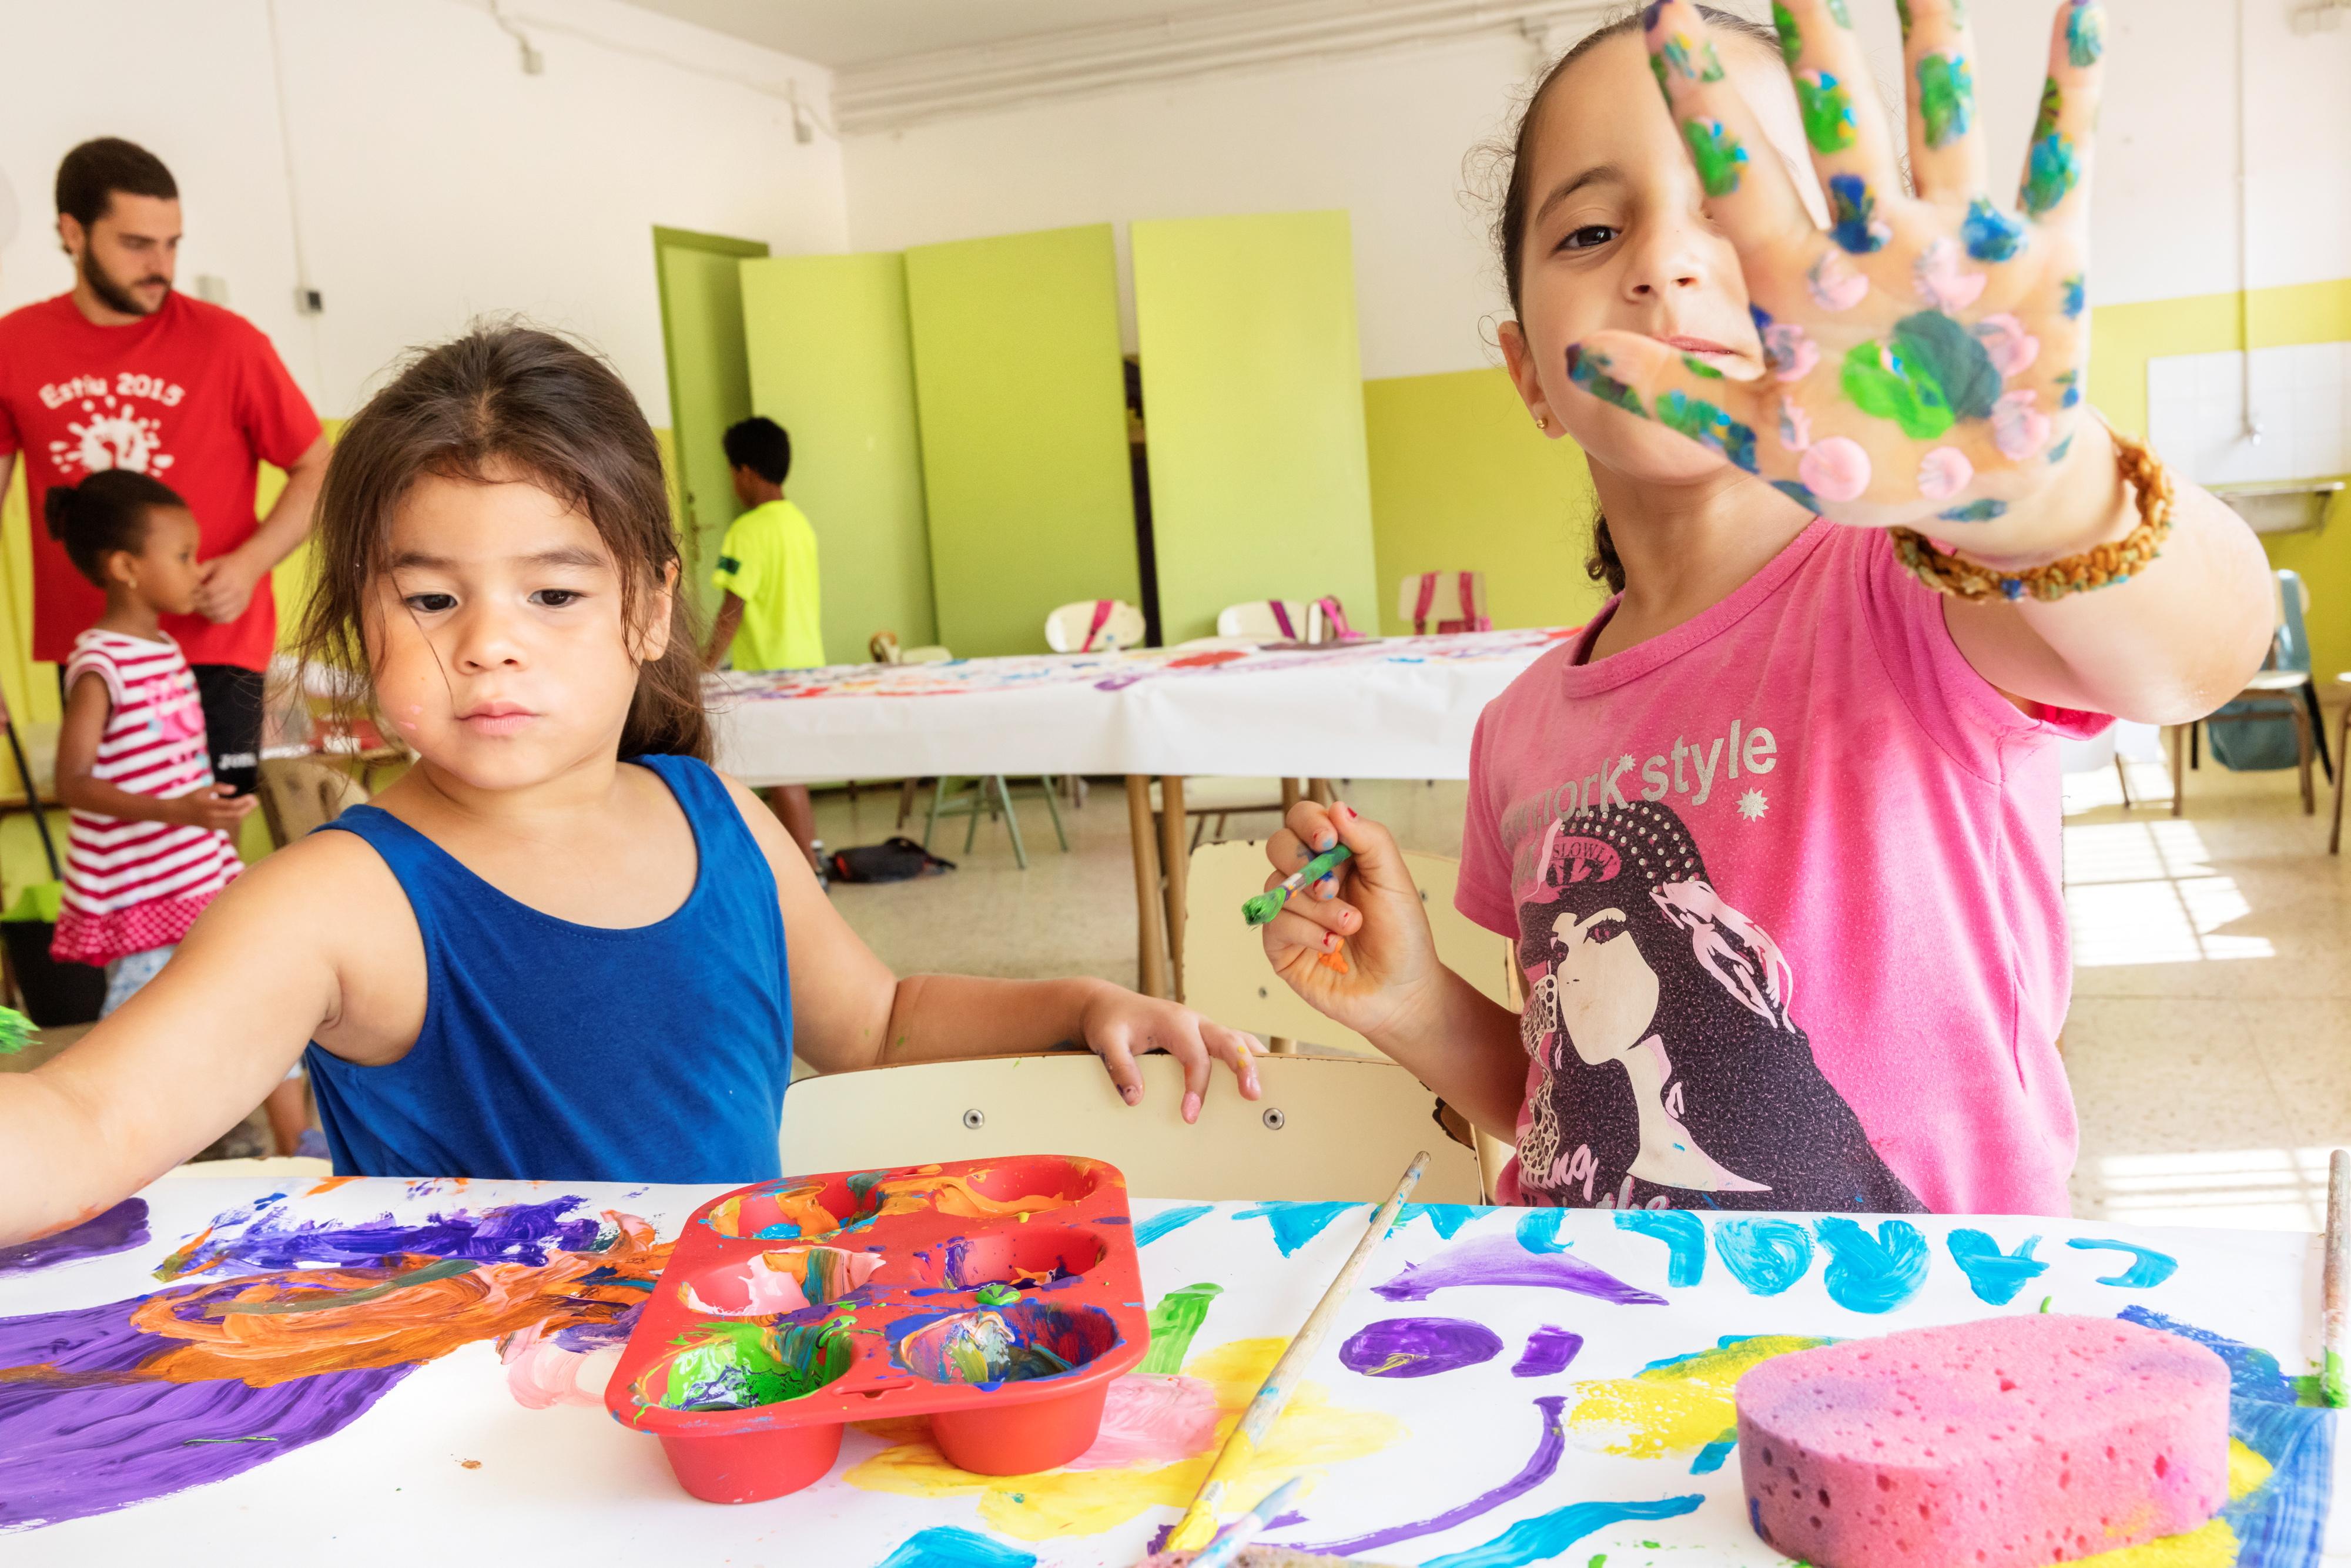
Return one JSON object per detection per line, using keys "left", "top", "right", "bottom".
{"left": 1511, "top": 798, "right": 1924, "bottom": 1214}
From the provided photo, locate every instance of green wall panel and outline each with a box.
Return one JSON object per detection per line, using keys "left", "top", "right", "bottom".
{"left": 1362, "top": 366, "right": 1610, "bottom": 636}
{"left": 1133, "top": 210, "right": 1379, "bottom": 644}
{"left": 654, "top": 227, "right": 767, "bottom": 618}
{"left": 903, "top": 224, "right": 1136, "bottom": 658}
{"left": 740, "top": 252, "right": 936, "bottom": 665}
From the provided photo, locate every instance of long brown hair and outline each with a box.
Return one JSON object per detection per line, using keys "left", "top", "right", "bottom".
{"left": 297, "top": 323, "right": 711, "bottom": 761}
{"left": 1487, "top": 5, "right": 1783, "bottom": 595}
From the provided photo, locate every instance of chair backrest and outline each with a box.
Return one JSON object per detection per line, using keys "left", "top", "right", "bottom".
{"left": 256, "top": 756, "right": 370, "bottom": 847}
{"left": 1044, "top": 599, "right": 1146, "bottom": 654}
{"left": 2273, "top": 569, "right": 2312, "bottom": 674}
{"left": 777, "top": 1051, "right": 1482, "bottom": 1203}
{"left": 1304, "top": 596, "right": 1365, "bottom": 644}
{"left": 1396, "top": 572, "right": 1491, "bottom": 636}
{"left": 1215, "top": 599, "right": 1311, "bottom": 642}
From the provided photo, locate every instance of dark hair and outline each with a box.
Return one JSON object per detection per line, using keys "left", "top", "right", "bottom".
{"left": 56, "top": 138, "right": 178, "bottom": 229}
{"left": 43, "top": 469, "right": 183, "bottom": 586}
{"left": 722, "top": 417, "right": 791, "bottom": 485}
{"left": 297, "top": 324, "right": 711, "bottom": 762}
{"left": 1489, "top": 5, "right": 1783, "bottom": 595}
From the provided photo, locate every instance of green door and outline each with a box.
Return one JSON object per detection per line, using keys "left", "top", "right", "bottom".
{"left": 654, "top": 226, "right": 769, "bottom": 618}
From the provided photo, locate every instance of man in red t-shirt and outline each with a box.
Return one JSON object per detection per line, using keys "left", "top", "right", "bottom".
{"left": 0, "top": 138, "right": 327, "bottom": 795}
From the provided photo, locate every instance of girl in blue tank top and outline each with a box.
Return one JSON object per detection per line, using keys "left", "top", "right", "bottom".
{"left": 0, "top": 327, "right": 1263, "bottom": 1235}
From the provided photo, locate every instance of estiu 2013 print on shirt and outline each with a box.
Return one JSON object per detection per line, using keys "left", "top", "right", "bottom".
{"left": 1501, "top": 712, "right": 1925, "bottom": 1217}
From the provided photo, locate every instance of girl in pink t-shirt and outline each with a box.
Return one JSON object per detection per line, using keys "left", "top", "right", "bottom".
{"left": 1260, "top": 2, "right": 2272, "bottom": 1216}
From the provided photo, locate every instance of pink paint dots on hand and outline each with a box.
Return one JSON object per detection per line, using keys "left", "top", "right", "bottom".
{"left": 1807, "top": 252, "right": 1870, "bottom": 313}
{"left": 1778, "top": 398, "right": 1814, "bottom": 453}
{"left": 1763, "top": 323, "right": 1820, "bottom": 383}
{"left": 1917, "top": 446, "right": 1973, "bottom": 501}
{"left": 1992, "top": 390, "right": 2052, "bottom": 460}
{"left": 1913, "top": 237, "right": 1988, "bottom": 312}
{"left": 1972, "top": 313, "right": 2041, "bottom": 377}
{"left": 1799, "top": 437, "right": 1872, "bottom": 502}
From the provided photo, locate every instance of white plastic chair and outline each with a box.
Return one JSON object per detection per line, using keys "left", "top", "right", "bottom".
{"left": 1397, "top": 572, "right": 1491, "bottom": 635}
{"left": 1044, "top": 599, "right": 1146, "bottom": 654}
{"left": 1215, "top": 599, "right": 1312, "bottom": 642}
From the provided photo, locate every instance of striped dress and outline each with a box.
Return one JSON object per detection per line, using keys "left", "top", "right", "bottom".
{"left": 51, "top": 629, "right": 243, "bottom": 965}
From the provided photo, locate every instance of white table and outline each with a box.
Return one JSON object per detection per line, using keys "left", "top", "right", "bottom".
{"left": 708, "top": 629, "right": 1573, "bottom": 998}
{"left": 1, "top": 1175, "right": 2340, "bottom": 1563}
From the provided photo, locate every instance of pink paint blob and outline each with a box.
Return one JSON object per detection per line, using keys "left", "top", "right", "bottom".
{"left": 498, "top": 1322, "right": 619, "bottom": 1410}
{"left": 1761, "top": 323, "right": 1819, "bottom": 383}
{"left": 1777, "top": 397, "right": 1814, "bottom": 453}
{"left": 1806, "top": 252, "right": 1869, "bottom": 313}
{"left": 1913, "top": 238, "right": 1988, "bottom": 311}
{"left": 1918, "top": 446, "right": 1973, "bottom": 501}
{"left": 1972, "top": 313, "right": 2040, "bottom": 376}
{"left": 1063, "top": 1372, "right": 1221, "bottom": 1469}
{"left": 1993, "top": 390, "right": 2051, "bottom": 460}
{"left": 1798, "top": 437, "right": 1873, "bottom": 502}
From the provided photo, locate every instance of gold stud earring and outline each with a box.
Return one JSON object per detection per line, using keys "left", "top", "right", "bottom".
{"left": 1536, "top": 413, "right": 1549, "bottom": 431}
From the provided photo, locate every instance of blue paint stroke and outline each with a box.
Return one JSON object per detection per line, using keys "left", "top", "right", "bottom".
{"left": 1512, "top": 1325, "right": 1585, "bottom": 1377}
{"left": 1400, "top": 1203, "right": 1482, "bottom": 1240}
{"left": 1714, "top": 1218, "right": 1814, "bottom": 1296}
{"left": 160, "top": 1195, "right": 600, "bottom": 1279}
{"left": 1946, "top": 1229, "right": 2048, "bottom": 1305}
{"left": 1813, "top": 1217, "right": 1929, "bottom": 1314}
{"left": 1234, "top": 1201, "right": 1362, "bottom": 1258}
{"left": 1422, "top": 1493, "right": 1707, "bottom": 1568}
{"left": 2118, "top": 1307, "right": 2335, "bottom": 1567}
{"left": 1516, "top": 1208, "right": 1569, "bottom": 1254}
{"left": 1615, "top": 1209, "right": 1706, "bottom": 1286}
{"left": 1938, "top": 499, "right": 2008, "bottom": 522}
{"left": 1131, "top": 1205, "right": 1211, "bottom": 1247}
{"left": 1691, "top": 1439, "right": 1736, "bottom": 1473}
{"left": 0, "top": 1200, "right": 149, "bottom": 1276}
{"left": 1373, "top": 1233, "right": 1665, "bottom": 1306}
{"left": 872, "top": 1526, "right": 1039, "bottom": 1568}
{"left": 1961, "top": 197, "right": 2026, "bottom": 262}
{"left": 2068, "top": 1237, "right": 2178, "bottom": 1288}
{"left": 1283, "top": 1396, "right": 1568, "bottom": 1556}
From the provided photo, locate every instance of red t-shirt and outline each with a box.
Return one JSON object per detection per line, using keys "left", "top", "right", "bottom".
{"left": 0, "top": 292, "right": 321, "bottom": 670}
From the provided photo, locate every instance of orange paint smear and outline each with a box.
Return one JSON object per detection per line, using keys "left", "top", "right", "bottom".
{"left": 305, "top": 1177, "right": 361, "bottom": 1197}
{"left": 864, "top": 1161, "right": 1103, "bottom": 1222}
{"left": 702, "top": 1178, "right": 842, "bottom": 1240}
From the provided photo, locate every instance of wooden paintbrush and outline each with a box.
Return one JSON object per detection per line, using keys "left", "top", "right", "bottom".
{"left": 2326, "top": 1148, "right": 2347, "bottom": 1408}
{"left": 1161, "top": 1150, "right": 1430, "bottom": 1555}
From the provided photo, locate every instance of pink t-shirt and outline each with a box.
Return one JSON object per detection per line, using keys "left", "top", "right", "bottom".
{"left": 1455, "top": 521, "right": 2105, "bottom": 1217}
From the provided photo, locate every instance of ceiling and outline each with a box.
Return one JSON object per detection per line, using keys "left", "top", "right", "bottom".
{"left": 618, "top": 0, "right": 1256, "bottom": 70}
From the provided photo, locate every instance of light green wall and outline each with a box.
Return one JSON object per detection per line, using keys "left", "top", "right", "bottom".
{"left": 1362, "top": 366, "right": 1611, "bottom": 636}
{"left": 740, "top": 252, "right": 936, "bottom": 664}
{"left": 2087, "top": 277, "right": 2351, "bottom": 683}
{"left": 903, "top": 225, "right": 1136, "bottom": 658}
{"left": 653, "top": 228, "right": 768, "bottom": 617}
{"left": 1133, "top": 210, "right": 1379, "bottom": 644}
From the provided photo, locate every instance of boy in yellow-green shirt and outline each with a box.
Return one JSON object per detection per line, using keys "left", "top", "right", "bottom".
{"left": 703, "top": 416, "right": 822, "bottom": 870}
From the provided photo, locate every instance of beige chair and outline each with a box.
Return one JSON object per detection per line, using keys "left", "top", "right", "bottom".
{"left": 256, "top": 755, "right": 370, "bottom": 847}
{"left": 1398, "top": 571, "right": 1491, "bottom": 635}
{"left": 1043, "top": 599, "right": 1146, "bottom": 654}
{"left": 1215, "top": 599, "right": 1312, "bottom": 642}
{"left": 779, "top": 1050, "right": 1479, "bottom": 1204}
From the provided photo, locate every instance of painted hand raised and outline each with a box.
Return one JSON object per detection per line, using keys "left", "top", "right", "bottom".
{"left": 1570, "top": 0, "right": 2105, "bottom": 531}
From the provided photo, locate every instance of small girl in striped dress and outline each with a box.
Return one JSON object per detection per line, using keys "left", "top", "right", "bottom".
{"left": 45, "top": 470, "right": 253, "bottom": 1016}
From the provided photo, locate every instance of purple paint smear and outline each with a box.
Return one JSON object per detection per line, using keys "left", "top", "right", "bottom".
{"left": 165, "top": 1195, "right": 598, "bottom": 1277}
{"left": 1372, "top": 1233, "right": 1665, "bottom": 1305}
{"left": 0, "top": 1200, "right": 148, "bottom": 1277}
{"left": 1339, "top": 1316, "right": 1503, "bottom": 1379}
{"left": 1281, "top": 1395, "right": 1568, "bottom": 1556}
{"left": 0, "top": 1296, "right": 413, "bottom": 1532}
{"left": 1511, "top": 1325, "right": 1585, "bottom": 1377}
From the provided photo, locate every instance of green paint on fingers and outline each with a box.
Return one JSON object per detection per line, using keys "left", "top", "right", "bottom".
{"left": 1659, "top": 32, "right": 1726, "bottom": 84}
{"left": 1657, "top": 391, "right": 1759, "bottom": 472}
{"left": 2067, "top": 2, "right": 2104, "bottom": 66}
{"left": 1568, "top": 347, "right": 1650, "bottom": 420}
{"left": 1841, "top": 310, "right": 2001, "bottom": 442}
{"left": 1141, "top": 1282, "right": 1224, "bottom": 1374}
{"left": 2022, "top": 82, "right": 2081, "bottom": 215}
{"left": 1772, "top": 1, "right": 1800, "bottom": 65}
{"left": 1916, "top": 53, "right": 1974, "bottom": 148}
{"left": 1796, "top": 70, "right": 1856, "bottom": 153}
{"left": 1827, "top": 0, "right": 1851, "bottom": 24}
{"left": 1682, "top": 119, "right": 1749, "bottom": 197}
{"left": 1842, "top": 343, "right": 1950, "bottom": 441}
{"left": 1891, "top": 0, "right": 1908, "bottom": 31}
{"left": 1682, "top": 354, "right": 1724, "bottom": 379}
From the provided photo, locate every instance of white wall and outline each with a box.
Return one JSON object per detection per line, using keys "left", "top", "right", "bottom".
{"left": 841, "top": 0, "right": 2351, "bottom": 383}
{"left": 0, "top": 0, "right": 847, "bottom": 425}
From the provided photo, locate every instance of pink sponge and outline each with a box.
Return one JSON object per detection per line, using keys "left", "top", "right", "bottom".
{"left": 1734, "top": 1314, "right": 2232, "bottom": 1568}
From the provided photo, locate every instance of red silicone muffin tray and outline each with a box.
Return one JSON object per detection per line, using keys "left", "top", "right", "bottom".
{"left": 605, "top": 1155, "right": 1150, "bottom": 1503}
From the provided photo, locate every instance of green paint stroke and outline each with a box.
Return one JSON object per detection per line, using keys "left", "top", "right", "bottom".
{"left": 1681, "top": 354, "right": 1724, "bottom": 380}
{"left": 2021, "top": 81, "right": 2080, "bottom": 215}
{"left": 1796, "top": 69, "right": 1856, "bottom": 153}
{"left": 1891, "top": 0, "right": 1910, "bottom": 31}
{"left": 1772, "top": 1, "right": 1800, "bottom": 65}
{"left": 1841, "top": 310, "right": 2000, "bottom": 441}
{"left": 2067, "top": 1, "right": 2104, "bottom": 66}
{"left": 1649, "top": 51, "right": 1670, "bottom": 100}
{"left": 1916, "top": 53, "right": 1974, "bottom": 148}
{"left": 0, "top": 1007, "right": 31, "bottom": 1056}
{"left": 1568, "top": 347, "right": 1649, "bottom": 420}
{"left": 1656, "top": 391, "right": 1759, "bottom": 473}
{"left": 1827, "top": 0, "right": 1851, "bottom": 24}
{"left": 212, "top": 1256, "right": 480, "bottom": 1316}
{"left": 1141, "top": 1282, "right": 1224, "bottom": 1374}
{"left": 1682, "top": 119, "right": 1749, "bottom": 197}
{"left": 2325, "top": 1346, "right": 2347, "bottom": 1408}
{"left": 659, "top": 1316, "right": 853, "bottom": 1410}
{"left": 1658, "top": 32, "right": 1726, "bottom": 84}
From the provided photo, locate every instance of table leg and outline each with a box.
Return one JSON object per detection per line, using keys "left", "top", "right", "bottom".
{"left": 1308, "top": 778, "right": 1334, "bottom": 806}
{"left": 1280, "top": 778, "right": 1302, "bottom": 813}
{"left": 1159, "top": 775, "right": 1188, "bottom": 1003}
{"left": 1126, "top": 775, "right": 1170, "bottom": 999}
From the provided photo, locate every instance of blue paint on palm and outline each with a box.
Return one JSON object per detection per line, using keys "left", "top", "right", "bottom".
{"left": 1233, "top": 1201, "right": 1363, "bottom": 1257}
{"left": 1420, "top": 1493, "right": 1707, "bottom": 1568}
{"left": 1961, "top": 197, "right": 2025, "bottom": 262}
{"left": 1131, "top": 1205, "right": 1212, "bottom": 1247}
{"left": 2066, "top": 1237, "right": 2179, "bottom": 1288}
{"left": 1615, "top": 1209, "right": 1707, "bottom": 1286}
{"left": 1945, "top": 1229, "right": 2049, "bottom": 1305}
{"left": 1714, "top": 1218, "right": 1814, "bottom": 1296}
{"left": 1813, "top": 1217, "right": 1930, "bottom": 1313}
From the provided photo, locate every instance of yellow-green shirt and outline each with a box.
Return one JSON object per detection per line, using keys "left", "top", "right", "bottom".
{"left": 712, "top": 498, "right": 824, "bottom": 672}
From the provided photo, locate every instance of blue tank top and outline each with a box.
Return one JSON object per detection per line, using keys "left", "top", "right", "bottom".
{"left": 303, "top": 754, "right": 791, "bottom": 1184}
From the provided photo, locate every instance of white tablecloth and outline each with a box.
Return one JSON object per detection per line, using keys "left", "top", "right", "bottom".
{"left": 707, "top": 629, "right": 1576, "bottom": 784}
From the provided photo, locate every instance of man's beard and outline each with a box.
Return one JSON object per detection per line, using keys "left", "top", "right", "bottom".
{"left": 81, "top": 246, "right": 168, "bottom": 317}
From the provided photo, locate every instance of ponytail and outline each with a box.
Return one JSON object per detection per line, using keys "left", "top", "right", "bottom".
{"left": 44, "top": 469, "right": 184, "bottom": 586}
{"left": 1586, "top": 512, "right": 1626, "bottom": 597}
